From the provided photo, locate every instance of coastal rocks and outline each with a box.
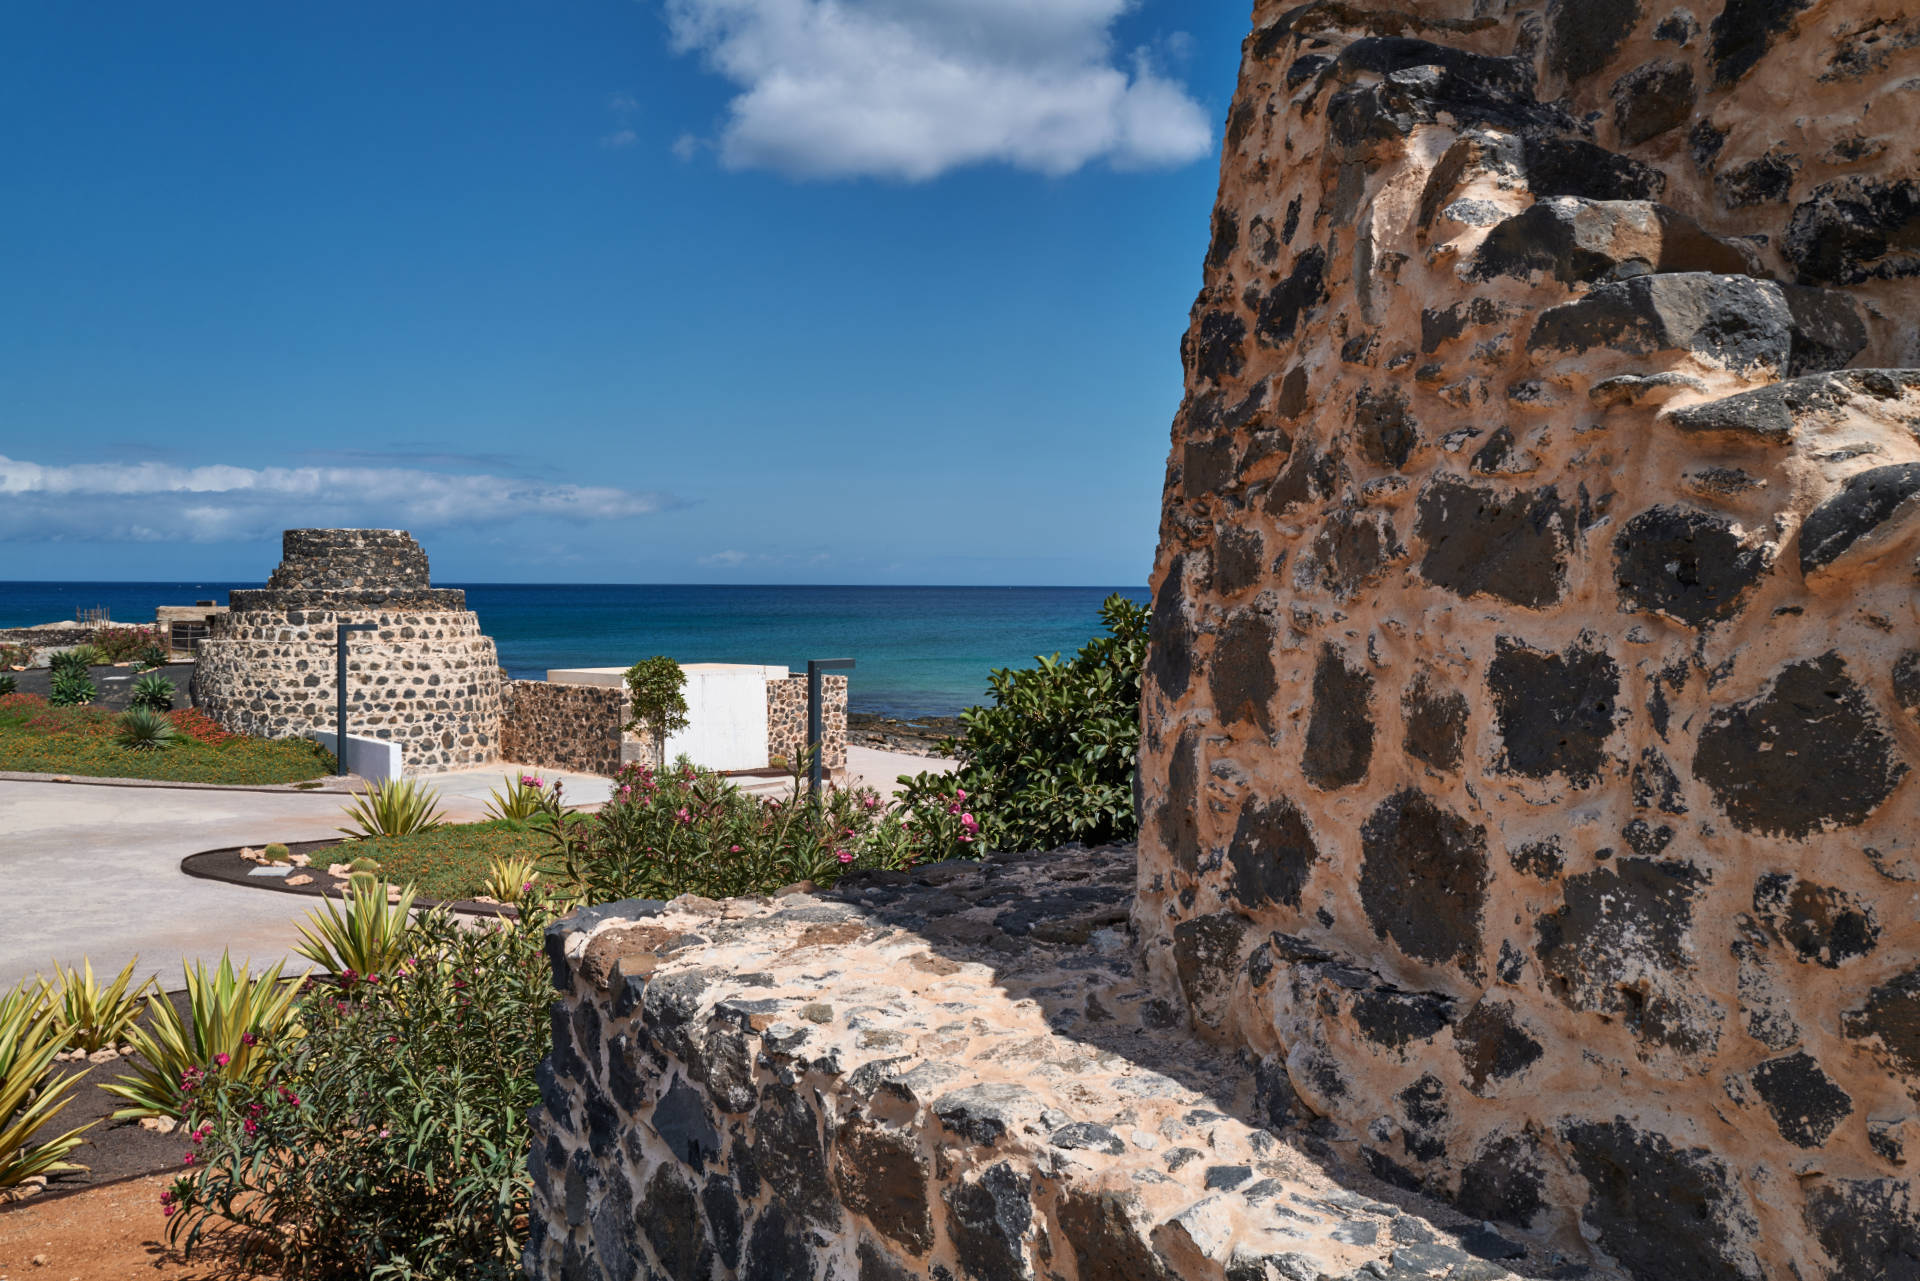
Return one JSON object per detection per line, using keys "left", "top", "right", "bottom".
{"left": 1139, "top": 2, "right": 1920, "bottom": 1278}
{"left": 526, "top": 847, "right": 1547, "bottom": 1281}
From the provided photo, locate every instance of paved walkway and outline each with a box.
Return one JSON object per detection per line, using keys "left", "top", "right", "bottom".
{"left": 0, "top": 749, "right": 948, "bottom": 994}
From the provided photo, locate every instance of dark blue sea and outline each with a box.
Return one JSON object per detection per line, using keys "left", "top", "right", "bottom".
{"left": 0, "top": 583, "right": 1149, "bottom": 718}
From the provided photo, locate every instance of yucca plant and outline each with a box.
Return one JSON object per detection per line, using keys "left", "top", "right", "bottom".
{"left": 103, "top": 956, "right": 301, "bottom": 1121}
{"left": 480, "top": 853, "right": 543, "bottom": 905}
{"left": 40, "top": 956, "right": 151, "bottom": 1054}
{"left": 337, "top": 777, "right": 447, "bottom": 839}
{"left": 1, "top": 981, "right": 94, "bottom": 1186}
{"left": 128, "top": 672, "right": 177, "bottom": 712}
{"left": 293, "top": 875, "right": 418, "bottom": 980}
{"left": 115, "top": 706, "right": 180, "bottom": 752}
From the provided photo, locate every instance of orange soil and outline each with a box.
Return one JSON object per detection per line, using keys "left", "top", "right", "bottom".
{"left": 0, "top": 1176, "right": 271, "bottom": 1281}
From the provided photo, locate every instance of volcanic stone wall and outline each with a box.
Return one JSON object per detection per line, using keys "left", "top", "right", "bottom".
{"left": 767, "top": 673, "right": 849, "bottom": 774}
{"left": 1137, "top": 3, "right": 1920, "bottom": 1279}
{"left": 195, "top": 530, "right": 504, "bottom": 773}
{"left": 500, "top": 680, "right": 628, "bottom": 778}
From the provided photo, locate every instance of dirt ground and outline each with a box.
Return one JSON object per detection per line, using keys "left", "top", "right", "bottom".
{"left": 0, "top": 1175, "right": 267, "bottom": 1281}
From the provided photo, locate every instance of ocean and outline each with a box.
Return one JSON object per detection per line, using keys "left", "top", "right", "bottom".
{"left": 0, "top": 583, "right": 1150, "bottom": 718}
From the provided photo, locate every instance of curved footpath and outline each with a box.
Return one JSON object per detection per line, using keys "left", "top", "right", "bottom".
{"left": 0, "top": 746, "right": 942, "bottom": 993}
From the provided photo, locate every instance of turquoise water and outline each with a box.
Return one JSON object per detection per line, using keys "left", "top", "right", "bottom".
{"left": 0, "top": 583, "right": 1148, "bottom": 717}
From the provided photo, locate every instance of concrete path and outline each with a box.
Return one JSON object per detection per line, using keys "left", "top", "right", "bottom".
{"left": 0, "top": 753, "right": 944, "bottom": 994}
{"left": 0, "top": 764, "right": 615, "bottom": 994}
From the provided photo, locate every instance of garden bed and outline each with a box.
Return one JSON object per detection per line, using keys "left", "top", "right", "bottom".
{"left": 180, "top": 823, "right": 553, "bottom": 911}
{"left": 0, "top": 696, "right": 334, "bottom": 786}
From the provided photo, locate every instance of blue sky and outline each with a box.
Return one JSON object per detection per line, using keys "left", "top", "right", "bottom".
{"left": 0, "top": 1, "right": 1246, "bottom": 586}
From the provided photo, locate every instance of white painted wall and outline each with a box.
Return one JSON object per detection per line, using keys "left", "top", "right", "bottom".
{"left": 309, "top": 730, "right": 403, "bottom": 781}
{"left": 547, "top": 664, "right": 787, "bottom": 772}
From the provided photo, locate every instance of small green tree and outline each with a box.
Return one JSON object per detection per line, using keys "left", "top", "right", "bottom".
{"left": 624, "top": 656, "right": 690, "bottom": 768}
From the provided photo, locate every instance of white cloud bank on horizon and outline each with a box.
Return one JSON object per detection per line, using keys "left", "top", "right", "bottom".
{"left": 0, "top": 455, "right": 666, "bottom": 543}
{"left": 662, "top": 0, "right": 1213, "bottom": 180}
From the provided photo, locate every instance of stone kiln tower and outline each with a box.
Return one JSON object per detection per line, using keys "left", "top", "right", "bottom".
{"left": 195, "top": 529, "right": 504, "bottom": 772}
{"left": 1140, "top": 1, "right": 1920, "bottom": 1276}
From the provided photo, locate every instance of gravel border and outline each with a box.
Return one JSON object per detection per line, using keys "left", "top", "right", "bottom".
{"left": 180, "top": 840, "right": 519, "bottom": 919}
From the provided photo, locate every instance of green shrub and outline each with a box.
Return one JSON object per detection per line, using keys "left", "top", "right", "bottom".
{"left": 262, "top": 843, "right": 291, "bottom": 863}
{"left": 116, "top": 706, "right": 180, "bottom": 752}
{"left": 338, "top": 777, "right": 447, "bottom": 839}
{"left": 898, "top": 594, "right": 1146, "bottom": 852}
{"left": 47, "top": 648, "right": 96, "bottom": 678}
{"left": 129, "top": 673, "right": 177, "bottom": 711}
{"left": 0, "top": 644, "right": 31, "bottom": 669}
{"left": 134, "top": 644, "right": 170, "bottom": 671}
{"left": 164, "top": 902, "right": 557, "bottom": 1279}
{"left": 0, "top": 674, "right": 13, "bottom": 698}
{"left": 623, "top": 655, "right": 690, "bottom": 766}
{"left": 48, "top": 671, "right": 96, "bottom": 708}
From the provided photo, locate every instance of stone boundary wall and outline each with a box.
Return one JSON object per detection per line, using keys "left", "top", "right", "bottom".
{"left": 1137, "top": 3, "right": 1920, "bottom": 1279}
{"left": 528, "top": 846, "right": 1560, "bottom": 1281}
{"left": 499, "top": 680, "right": 626, "bottom": 778}
{"left": 767, "top": 674, "right": 847, "bottom": 773}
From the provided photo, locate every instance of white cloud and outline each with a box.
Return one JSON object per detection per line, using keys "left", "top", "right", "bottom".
{"left": 0, "top": 455, "right": 667, "bottom": 544}
{"left": 698, "top": 549, "right": 751, "bottom": 567}
{"left": 661, "top": 0, "right": 1212, "bottom": 180}
{"left": 601, "top": 129, "right": 640, "bottom": 148}
{"left": 672, "top": 132, "right": 703, "bottom": 161}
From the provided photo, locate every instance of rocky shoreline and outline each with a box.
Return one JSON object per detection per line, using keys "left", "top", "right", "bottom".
{"left": 846, "top": 710, "right": 962, "bottom": 758}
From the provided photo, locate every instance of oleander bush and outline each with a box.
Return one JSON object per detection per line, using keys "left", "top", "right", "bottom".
{"left": 897, "top": 593, "right": 1146, "bottom": 852}
{"left": 164, "top": 900, "right": 557, "bottom": 1280}
{"left": 92, "top": 626, "right": 164, "bottom": 663}
{"left": 103, "top": 955, "right": 302, "bottom": 1122}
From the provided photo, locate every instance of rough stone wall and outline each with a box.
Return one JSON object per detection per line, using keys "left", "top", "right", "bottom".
{"left": 195, "top": 530, "right": 504, "bottom": 773}
{"left": 767, "top": 674, "right": 849, "bottom": 774}
{"left": 1137, "top": 4, "right": 1920, "bottom": 1279}
{"left": 500, "top": 680, "right": 626, "bottom": 778}
{"left": 529, "top": 846, "right": 1564, "bottom": 1281}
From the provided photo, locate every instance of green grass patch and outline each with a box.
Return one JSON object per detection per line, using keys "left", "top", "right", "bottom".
{"left": 0, "top": 697, "right": 335, "bottom": 785}
{"left": 339, "top": 820, "right": 554, "bottom": 902}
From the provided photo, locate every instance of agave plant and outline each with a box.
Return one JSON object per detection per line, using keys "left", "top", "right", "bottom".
{"left": 337, "top": 777, "right": 447, "bottom": 839}
{"left": 102, "top": 956, "right": 301, "bottom": 1121}
{"left": 40, "top": 956, "right": 151, "bottom": 1054}
{"left": 46, "top": 648, "right": 95, "bottom": 679}
{"left": 1, "top": 981, "right": 93, "bottom": 1186}
{"left": 482, "top": 773, "right": 562, "bottom": 825}
{"left": 115, "top": 706, "right": 180, "bottom": 752}
{"left": 480, "top": 853, "right": 543, "bottom": 905}
{"left": 128, "top": 672, "right": 177, "bottom": 712}
{"left": 48, "top": 671, "right": 95, "bottom": 708}
{"left": 294, "top": 876, "right": 418, "bottom": 980}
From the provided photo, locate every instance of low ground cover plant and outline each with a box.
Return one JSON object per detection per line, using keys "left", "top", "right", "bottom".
{"left": 0, "top": 695, "right": 333, "bottom": 784}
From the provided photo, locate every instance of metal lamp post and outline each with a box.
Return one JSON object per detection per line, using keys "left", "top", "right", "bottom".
{"left": 334, "top": 621, "right": 378, "bottom": 775}
{"left": 806, "top": 658, "right": 855, "bottom": 795}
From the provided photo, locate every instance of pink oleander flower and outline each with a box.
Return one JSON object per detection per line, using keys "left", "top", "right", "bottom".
{"left": 213, "top": 1053, "right": 230, "bottom": 1067}
{"left": 675, "top": 807, "right": 691, "bottom": 825}
{"left": 960, "top": 813, "right": 979, "bottom": 832}
{"left": 959, "top": 832, "right": 974, "bottom": 843}
{"left": 837, "top": 849, "right": 854, "bottom": 864}
{"left": 729, "top": 845, "right": 742, "bottom": 853}
{"left": 241, "top": 1032, "right": 257, "bottom": 1046}
{"left": 862, "top": 795, "right": 878, "bottom": 809}
{"left": 244, "top": 1119, "right": 257, "bottom": 1134}
{"left": 182, "top": 1153, "right": 195, "bottom": 1166}
{"left": 954, "top": 789, "right": 967, "bottom": 802}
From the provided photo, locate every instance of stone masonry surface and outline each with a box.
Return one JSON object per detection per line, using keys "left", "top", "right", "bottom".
{"left": 529, "top": 845, "right": 1567, "bottom": 1281}
{"left": 501, "top": 680, "right": 628, "bottom": 778}
{"left": 1137, "top": 3, "right": 1920, "bottom": 1279}
{"left": 195, "top": 530, "right": 505, "bottom": 773}
{"left": 768, "top": 674, "right": 849, "bottom": 774}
